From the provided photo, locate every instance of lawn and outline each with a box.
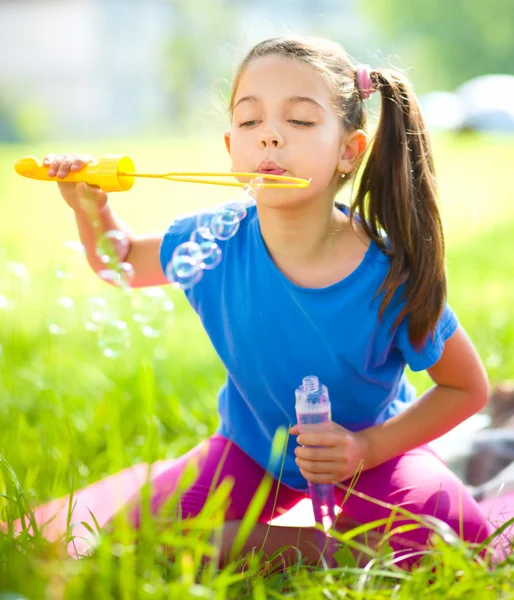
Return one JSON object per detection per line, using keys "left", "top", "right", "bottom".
{"left": 1, "top": 132, "right": 513, "bottom": 598}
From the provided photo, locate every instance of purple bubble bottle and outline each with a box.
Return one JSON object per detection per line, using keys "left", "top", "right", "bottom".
{"left": 295, "top": 375, "right": 339, "bottom": 568}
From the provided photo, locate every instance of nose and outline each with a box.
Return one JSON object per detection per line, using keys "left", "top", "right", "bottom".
{"left": 259, "top": 126, "right": 284, "bottom": 148}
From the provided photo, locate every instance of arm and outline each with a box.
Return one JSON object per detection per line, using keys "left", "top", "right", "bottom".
{"left": 74, "top": 201, "right": 168, "bottom": 288}
{"left": 362, "top": 324, "right": 490, "bottom": 466}
{"left": 46, "top": 153, "right": 169, "bottom": 288}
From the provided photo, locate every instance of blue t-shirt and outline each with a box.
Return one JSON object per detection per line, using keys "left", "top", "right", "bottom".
{"left": 160, "top": 203, "right": 458, "bottom": 491}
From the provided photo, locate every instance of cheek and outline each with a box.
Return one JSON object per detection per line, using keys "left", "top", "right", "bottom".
{"left": 227, "top": 134, "right": 249, "bottom": 166}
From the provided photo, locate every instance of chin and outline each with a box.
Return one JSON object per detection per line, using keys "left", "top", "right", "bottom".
{"left": 254, "top": 186, "right": 314, "bottom": 210}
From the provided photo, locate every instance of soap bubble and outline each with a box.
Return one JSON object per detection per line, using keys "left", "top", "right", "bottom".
{"left": 96, "top": 230, "right": 129, "bottom": 265}
{"left": 98, "top": 318, "right": 130, "bottom": 358}
{"left": 98, "top": 262, "right": 135, "bottom": 289}
{"left": 199, "top": 242, "right": 222, "bottom": 270}
{"left": 165, "top": 256, "right": 203, "bottom": 290}
{"left": 132, "top": 288, "right": 174, "bottom": 338}
{"left": 172, "top": 241, "right": 204, "bottom": 265}
{"left": 190, "top": 226, "right": 215, "bottom": 244}
{"left": 162, "top": 192, "right": 254, "bottom": 291}
{"left": 5, "top": 261, "right": 30, "bottom": 298}
{"left": 49, "top": 241, "right": 85, "bottom": 287}
{"left": 63, "top": 240, "right": 86, "bottom": 254}
{"left": 196, "top": 212, "right": 215, "bottom": 229}
{"left": 209, "top": 210, "right": 240, "bottom": 240}
{"left": 48, "top": 296, "right": 76, "bottom": 335}
{"left": 243, "top": 176, "right": 264, "bottom": 199}
{"left": 83, "top": 296, "right": 112, "bottom": 332}
{"left": 0, "top": 296, "right": 11, "bottom": 311}
{"left": 224, "top": 201, "right": 248, "bottom": 221}
{"left": 52, "top": 259, "right": 75, "bottom": 280}
{"left": 0, "top": 261, "right": 30, "bottom": 312}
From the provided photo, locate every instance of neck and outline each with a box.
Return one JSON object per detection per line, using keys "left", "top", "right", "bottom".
{"left": 256, "top": 197, "right": 349, "bottom": 265}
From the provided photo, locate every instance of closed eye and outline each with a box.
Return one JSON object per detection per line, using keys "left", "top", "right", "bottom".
{"left": 238, "top": 120, "right": 316, "bottom": 128}
{"left": 290, "top": 120, "right": 316, "bottom": 127}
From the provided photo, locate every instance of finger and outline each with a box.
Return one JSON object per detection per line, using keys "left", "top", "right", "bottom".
{"left": 296, "top": 433, "right": 337, "bottom": 447}
{"left": 296, "top": 457, "right": 340, "bottom": 473}
{"left": 43, "top": 153, "right": 56, "bottom": 166}
{"left": 71, "top": 154, "right": 95, "bottom": 171}
{"left": 48, "top": 154, "right": 65, "bottom": 177}
{"left": 295, "top": 446, "right": 341, "bottom": 461}
{"left": 289, "top": 424, "right": 300, "bottom": 435}
{"left": 297, "top": 431, "right": 350, "bottom": 448}
{"left": 77, "top": 182, "right": 107, "bottom": 203}
{"left": 56, "top": 153, "right": 79, "bottom": 179}
{"left": 299, "top": 468, "right": 337, "bottom": 485}
{"left": 70, "top": 156, "right": 89, "bottom": 171}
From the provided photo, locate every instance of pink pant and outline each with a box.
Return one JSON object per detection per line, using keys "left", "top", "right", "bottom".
{"left": 129, "top": 433, "right": 492, "bottom": 563}
{"left": 15, "top": 433, "right": 495, "bottom": 564}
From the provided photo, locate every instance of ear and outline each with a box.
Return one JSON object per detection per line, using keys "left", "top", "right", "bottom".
{"left": 224, "top": 130, "right": 231, "bottom": 155}
{"left": 338, "top": 129, "right": 367, "bottom": 173}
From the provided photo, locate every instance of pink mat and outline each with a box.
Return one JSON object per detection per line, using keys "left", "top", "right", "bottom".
{"left": 4, "top": 459, "right": 513, "bottom": 560}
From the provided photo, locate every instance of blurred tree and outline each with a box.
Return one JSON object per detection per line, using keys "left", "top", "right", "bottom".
{"left": 164, "top": 0, "right": 237, "bottom": 131}
{"left": 362, "top": 0, "right": 514, "bottom": 91}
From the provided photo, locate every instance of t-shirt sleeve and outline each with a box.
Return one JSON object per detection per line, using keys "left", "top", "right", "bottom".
{"left": 393, "top": 302, "right": 459, "bottom": 372}
{"left": 159, "top": 212, "right": 199, "bottom": 279}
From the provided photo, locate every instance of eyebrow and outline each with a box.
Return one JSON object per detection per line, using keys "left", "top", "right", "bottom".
{"left": 233, "top": 95, "right": 326, "bottom": 112}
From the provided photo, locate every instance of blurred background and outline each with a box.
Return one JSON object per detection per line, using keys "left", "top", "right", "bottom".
{"left": 1, "top": 0, "right": 513, "bottom": 141}
{"left": 1, "top": 0, "right": 513, "bottom": 512}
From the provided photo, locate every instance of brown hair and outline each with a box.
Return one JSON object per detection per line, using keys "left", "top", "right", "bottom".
{"left": 228, "top": 35, "right": 447, "bottom": 350}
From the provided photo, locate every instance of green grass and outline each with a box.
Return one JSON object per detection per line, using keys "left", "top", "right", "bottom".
{"left": 1, "top": 133, "right": 514, "bottom": 598}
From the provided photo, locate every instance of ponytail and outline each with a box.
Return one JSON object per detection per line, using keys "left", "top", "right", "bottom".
{"left": 351, "top": 69, "right": 447, "bottom": 350}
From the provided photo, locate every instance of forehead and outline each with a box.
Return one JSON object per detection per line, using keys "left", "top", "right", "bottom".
{"left": 234, "top": 54, "right": 335, "bottom": 108}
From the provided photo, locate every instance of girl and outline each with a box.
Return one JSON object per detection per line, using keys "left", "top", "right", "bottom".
{"left": 39, "top": 35, "right": 492, "bottom": 569}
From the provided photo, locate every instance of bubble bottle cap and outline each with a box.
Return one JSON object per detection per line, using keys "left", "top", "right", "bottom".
{"left": 295, "top": 375, "right": 331, "bottom": 415}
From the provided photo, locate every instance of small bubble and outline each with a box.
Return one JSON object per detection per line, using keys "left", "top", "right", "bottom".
{"left": 2, "top": 261, "right": 30, "bottom": 303}
{"left": 199, "top": 242, "right": 222, "bottom": 270}
{"left": 98, "top": 262, "right": 135, "bottom": 289}
{"left": 132, "top": 288, "right": 174, "bottom": 338}
{"left": 96, "top": 230, "right": 129, "bottom": 264}
{"left": 196, "top": 212, "right": 214, "bottom": 229}
{"left": 83, "top": 296, "right": 111, "bottom": 332}
{"left": 224, "top": 201, "right": 248, "bottom": 221}
{"left": 190, "top": 226, "right": 215, "bottom": 244}
{"left": 7, "top": 261, "right": 30, "bottom": 280}
{"left": 209, "top": 210, "right": 240, "bottom": 240}
{"left": 98, "top": 319, "right": 130, "bottom": 358}
{"left": 48, "top": 296, "right": 76, "bottom": 335}
{"left": 51, "top": 259, "right": 75, "bottom": 280}
{"left": 172, "top": 241, "right": 204, "bottom": 265}
{"left": 243, "top": 176, "right": 264, "bottom": 199}
{"left": 0, "top": 295, "right": 13, "bottom": 311}
{"left": 63, "top": 240, "right": 86, "bottom": 254}
{"left": 165, "top": 256, "right": 203, "bottom": 290}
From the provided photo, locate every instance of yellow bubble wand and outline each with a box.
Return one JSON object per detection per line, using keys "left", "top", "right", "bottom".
{"left": 14, "top": 156, "right": 311, "bottom": 192}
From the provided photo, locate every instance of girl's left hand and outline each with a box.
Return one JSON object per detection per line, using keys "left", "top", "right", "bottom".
{"left": 289, "top": 422, "right": 379, "bottom": 484}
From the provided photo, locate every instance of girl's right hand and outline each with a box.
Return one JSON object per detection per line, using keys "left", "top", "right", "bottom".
{"left": 43, "top": 152, "right": 108, "bottom": 212}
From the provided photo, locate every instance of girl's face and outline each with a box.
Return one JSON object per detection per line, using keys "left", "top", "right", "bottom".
{"left": 225, "top": 54, "right": 357, "bottom": 207}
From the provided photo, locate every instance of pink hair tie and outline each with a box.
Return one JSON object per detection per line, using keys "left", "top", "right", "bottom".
{"left": 356, "top": 64, "right": 376, "bottom": 100}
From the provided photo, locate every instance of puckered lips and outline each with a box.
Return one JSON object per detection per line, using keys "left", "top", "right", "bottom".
{"left": 256, "top": 160, "right": 286, "bottom": 176}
